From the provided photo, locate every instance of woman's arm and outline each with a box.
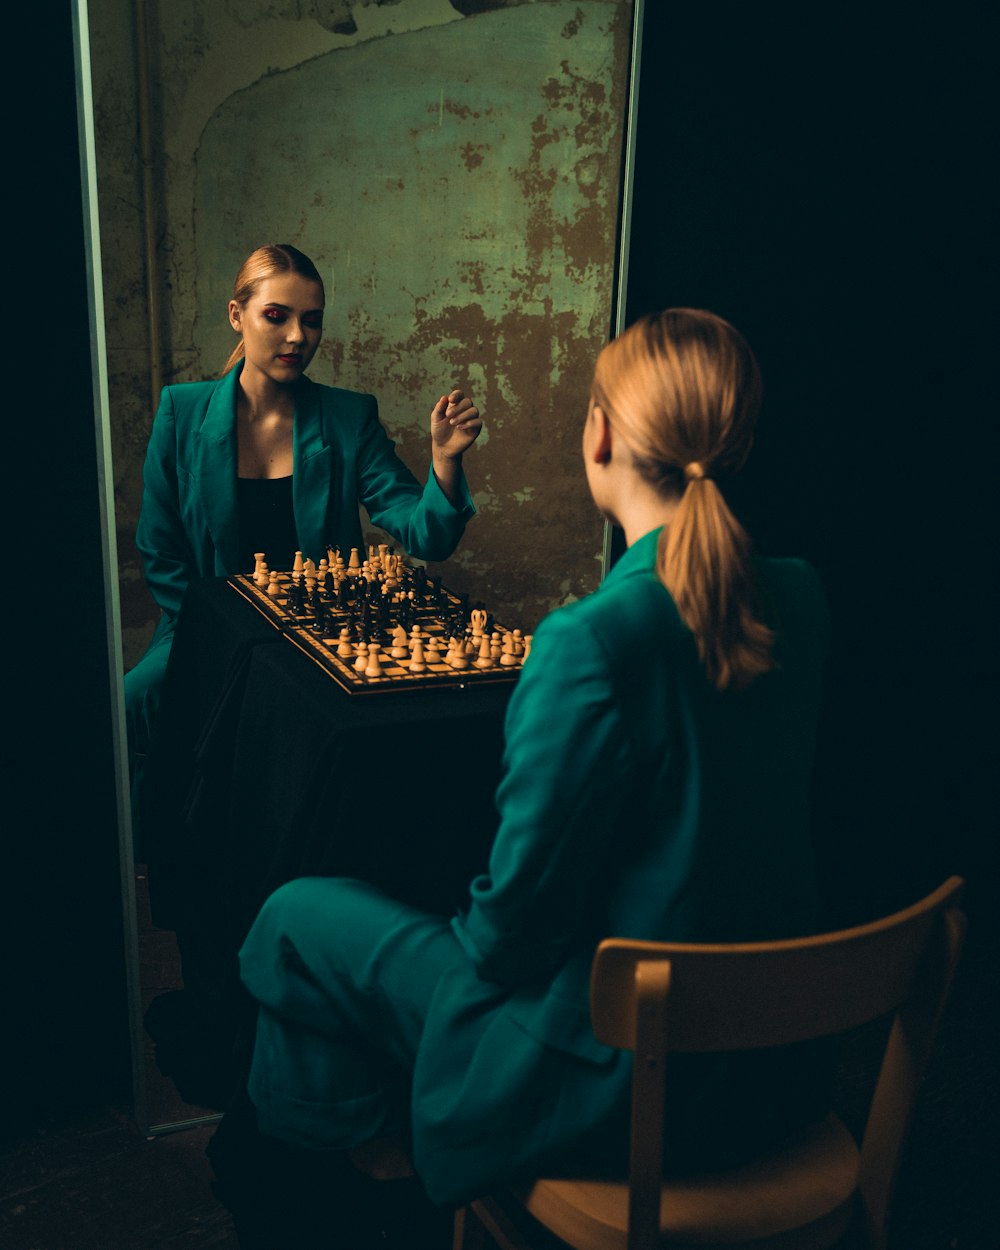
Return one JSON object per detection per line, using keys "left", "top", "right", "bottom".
{"left": 451, "top": 609, "right": 632, "bottom": 987}
{"left": 355, "top": 394, "right": 476, "bottom": 562}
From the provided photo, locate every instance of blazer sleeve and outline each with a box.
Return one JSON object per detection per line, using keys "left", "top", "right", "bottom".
{"left": 354, "top": 399, "right": 475, "bottom": 562}
{"left": 135, "top": 387, "right": 198, "bottom": 623}
{"left": 451, "top": 608, "right": 633, "bottom": 987}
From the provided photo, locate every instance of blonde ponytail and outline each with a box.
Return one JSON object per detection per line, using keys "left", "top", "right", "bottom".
{"left": 593, "top": 309, "right": 775, "bottom": 692}
{"left": 657, "top": 476, "right": 774, "bottom": 690}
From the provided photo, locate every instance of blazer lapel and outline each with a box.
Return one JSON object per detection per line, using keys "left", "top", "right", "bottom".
{"left": 195, "top": 368, "right": 240, "bottom": 571}
{"left": 293, "top": 377, "right": 333, "bottom": 559}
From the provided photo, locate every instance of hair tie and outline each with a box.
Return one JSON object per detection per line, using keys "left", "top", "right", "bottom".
{"left": 684, "top": 461, "right": 707, "bottom": 482}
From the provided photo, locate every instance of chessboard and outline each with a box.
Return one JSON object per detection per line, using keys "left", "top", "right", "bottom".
{"left": 229, "top": 545, "right": 531, "bottom": 694}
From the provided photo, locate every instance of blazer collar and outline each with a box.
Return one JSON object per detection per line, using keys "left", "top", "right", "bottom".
{"left": 195, "top": 366, "right": 241, "bottom": 569}
{"left": 601, "top": 526, "right": 663, "bottom": 588}
{"left": 193, "top": 366, "right": 334, "bottom": 570}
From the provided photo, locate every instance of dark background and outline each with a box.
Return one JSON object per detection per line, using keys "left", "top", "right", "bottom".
{"left": 4, "top": 0, "right": 994, "bottom": 1127}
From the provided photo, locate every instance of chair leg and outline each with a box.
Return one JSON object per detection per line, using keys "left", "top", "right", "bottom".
{"left": 453, "top": 1205, "right": 487, "bottom": 1250}
{"left": 454, "top": 1197, "right": 536, "bottom": 1250}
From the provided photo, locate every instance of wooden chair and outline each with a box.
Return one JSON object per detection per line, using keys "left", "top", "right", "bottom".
{"left": 454, "top": 875, "right": 966, "bottom": 1250}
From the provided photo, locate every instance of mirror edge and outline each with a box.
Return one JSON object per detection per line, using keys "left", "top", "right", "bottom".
{"left": 602, "top": 0, "right": 645, "bottom": 581}
{"left": 71, "top": 0, "right": 149, "bottom": 1137}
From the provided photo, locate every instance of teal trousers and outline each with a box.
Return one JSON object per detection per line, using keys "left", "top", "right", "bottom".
{"left": 241, "top": 878, "right": 461, "bottom": 1153}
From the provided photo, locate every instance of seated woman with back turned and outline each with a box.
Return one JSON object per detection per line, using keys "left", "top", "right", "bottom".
{"left": 125, "top": 242, "right": 481, "bottom": 843}
{"left": 208, "top": 308, "right": 833, "bottom": 1248}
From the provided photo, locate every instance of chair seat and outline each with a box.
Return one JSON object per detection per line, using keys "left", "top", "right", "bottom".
{"left": 516, "top": 1114, "right": 860, "bottom": 1250}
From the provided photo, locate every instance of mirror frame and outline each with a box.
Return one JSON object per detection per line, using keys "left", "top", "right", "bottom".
{"left": 73, "top": 0, "right": 645, "bottom": 1137}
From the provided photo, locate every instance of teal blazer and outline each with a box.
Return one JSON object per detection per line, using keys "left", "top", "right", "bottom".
{"left": 135, "top": 363, "right": 475, "bottom": 646}
{"left": 409, "top": 528, "right": 832, "bottom": 1202}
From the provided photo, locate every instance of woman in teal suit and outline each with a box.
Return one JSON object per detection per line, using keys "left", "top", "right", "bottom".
{"left": 125, "top": 243, "right": 481, "bottom": 835}
{"left": 211, "top": 309, "right": 832, "bottom": 1248}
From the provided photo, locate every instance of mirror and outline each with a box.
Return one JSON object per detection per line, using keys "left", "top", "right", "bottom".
{"left": 79, "top": 0, "right": 641, "bottom": 1133}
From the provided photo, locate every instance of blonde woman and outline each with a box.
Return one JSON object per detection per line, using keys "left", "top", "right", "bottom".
{"left": 213, "top": 310, "right": 832, "bottom": 1248}
{"left": 126, "top": 243, "right": 481, "bottom": 839}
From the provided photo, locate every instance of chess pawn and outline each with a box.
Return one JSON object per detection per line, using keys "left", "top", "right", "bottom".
{"left": 500, "top": 634, "right": 518, "bottom": 666}
{"left": 424, "top": 637, "right": 442, "bottom": 663}
{"left": 511, "top": 629, "right": 524, "bottom": 657}
{"left": 523, "top": 634, "right": 533, "bottom": 661}
{"left": 336, "top": 628, "right": 354, "bottom": 658}
{"left": 266, "top": 571, "right": 281, "bottom": 597}
{"left": 491, "top": 631, "right": 502, "bottom": 660}
{"left": 470, "top": 608, "right": 487, "bottom": 639}
{"left": 354, "top": 642, "right": 369, "bottom": 673}
{"left": 365, "top": 642, "right": 383, "bottom": 678}
{"left": 254, "top": 559, "right": 270, "bottom": 588}
{"left": 475, "top": 635, "right": 494, "bottom": 669}
{"left": 409, "top": 636, "right": 427, "bottom": 673}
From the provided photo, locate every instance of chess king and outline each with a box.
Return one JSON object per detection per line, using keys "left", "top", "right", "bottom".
{"left": 208, "top": 309, "right": 834, "bottom": 1249}
{"left": 125, "top": 243, "right": 482, "bottom": 844}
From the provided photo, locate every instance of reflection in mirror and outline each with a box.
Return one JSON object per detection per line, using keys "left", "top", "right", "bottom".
{"left": 86, "top": 0, "right": 639, "bottom": 1131}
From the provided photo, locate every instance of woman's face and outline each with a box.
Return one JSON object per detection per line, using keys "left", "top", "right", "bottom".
{"left": 229, "top": 272, "right": 324, "bottom": 386}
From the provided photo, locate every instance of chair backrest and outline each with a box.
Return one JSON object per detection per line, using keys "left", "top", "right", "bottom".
{"left": 590, "top": 876, "right": 967, "bottom": 1250}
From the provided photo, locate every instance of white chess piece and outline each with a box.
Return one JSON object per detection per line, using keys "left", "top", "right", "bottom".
{"left": 354, "top": 642, "right": 369, "bottom": 673}
{"left": 475, "top": 636, "right": 494, "bottom": 669}
{"left": 409, "top": 637, "right": 427, "bottom": 673}
{"left": 337, "top": 629, "right": 354, "bottom": 657}
{"left": 365, "top": 642, "right": 383, "bottom": 677}
{"left": 390, "top": 625, "right": 409, "bottom": 658}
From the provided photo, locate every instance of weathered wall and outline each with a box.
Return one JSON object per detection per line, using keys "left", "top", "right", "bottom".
{"left": 91, "top": 0, "right": 632, "bottom": 665}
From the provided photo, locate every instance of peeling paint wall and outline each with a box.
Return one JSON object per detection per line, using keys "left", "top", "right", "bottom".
{"left": 90, "top": 0, "right": 633, "bottom": 664}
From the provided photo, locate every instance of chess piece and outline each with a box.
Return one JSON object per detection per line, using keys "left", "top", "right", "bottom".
{"left": 470, "top": 608, "right": 487, "bottom": 639}
{"left": 365, "top": 642, "right": 383, "bottom": 678}
{"left": 500, "top": 634, "right": 518, "bottom": 666}
{"left": 490, "top": 631, "right": 502, "bottom": 660}
{"left": 409, "top": 637, "right": 427, "bottom": 673}
{"left": 475, "top": 635, "right": 494, "bottom": 669}
{"left": 354, "top": 642, "right": 369, "bottom": 673}
{"left": 391, "top": 625, "right": 409, "bottom": 658}
{"left": 337, "top": 628, "right": 354, "bottom": 657}
{"left": 266, "top": 571, "right": 280, "bottom": 597}
{"left": 254, "top": 559, "right": 270, "bottom": 588}
{"left": 293, "top": 551, "right": 304, "bottom": 577}
{"left": 348, "top": 547, "right": 361, "bottom": 575}
{"left": 448, "top": 637, "right": 470, "bottom": 670}
{"left": 523, "top": 634, "right": 533, "bottom": 661}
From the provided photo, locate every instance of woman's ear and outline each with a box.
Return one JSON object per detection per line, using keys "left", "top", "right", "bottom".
{"left": 589, "top": 404, "right": 613, "bottom": 465}
{"left": 228, "top": 300, "right": 242, "bottom": 333}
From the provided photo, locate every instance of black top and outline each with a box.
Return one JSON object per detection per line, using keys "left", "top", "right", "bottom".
{"left": 236, "top": 475, "right": 297, "bottom": 572}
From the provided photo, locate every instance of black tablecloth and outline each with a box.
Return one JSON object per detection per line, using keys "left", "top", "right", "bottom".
{"left": 145, "top": 576, "right": 512, "bottom": 948}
